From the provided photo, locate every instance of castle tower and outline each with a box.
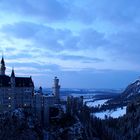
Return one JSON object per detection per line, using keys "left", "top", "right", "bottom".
{"left": 39, "top": 86, "right": 43, "bottom": 95}
{"left": 0, "top": 56, "right": 6, "bottom": 75}
{"left": 52, "top": 77, "right": 60, "bottom": 99}
{"left": 11, "top": 68, "right": 15, "bottom": 88}
{"left": 10, "top": 68, "right": 16, "bottom": 109}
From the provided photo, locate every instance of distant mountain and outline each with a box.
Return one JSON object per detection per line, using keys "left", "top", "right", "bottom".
{"left": 107, "top": 79, "right": 140, "bottom": 105}
{"left": 122, "top": 79, "right": 140, "bottom": 99}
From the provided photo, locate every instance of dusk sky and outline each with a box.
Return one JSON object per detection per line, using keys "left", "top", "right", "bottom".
{"left": 0, "top": 0, "right": 140, "bottom": 89}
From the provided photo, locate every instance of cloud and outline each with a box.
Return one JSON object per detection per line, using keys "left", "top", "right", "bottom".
{"left": 0, "top": 0, "right": 69, "bottom": 22}
{"left": 112, "top": 31, "right": 140, "bottom": 53}
{"left": 0, "top": 0, "right": 140, "bottom": 88}
{"left": 0, "top": 21, "right": 108, "bottom": 52}
{"left": 0, "top": 0, "right": 140, "bottom": 26}
{"left": 1, "top": 19, "right": 140, "bottom": 71}
{"left": 70, "top": 0, "right": 140, "bottom": 25}
{"left": 58, "top": 54, "right": 103, "bottom": 63}
{"left": 0, "top": 22, "right": 71, "bottom": 47}
{"left": 6, "top": 60, "right": 61, "bottom": 75}
{"left": 1, "top": 22, "right": 43, "bottom": 39}
{"left": 104, "top": 30, "right": 140, "bottom": 64}
{"left": 1, "top": 19, "right": 140, "bottom": 73}
{"left": 78, "top": 28, "right": 108, "bottom": 49}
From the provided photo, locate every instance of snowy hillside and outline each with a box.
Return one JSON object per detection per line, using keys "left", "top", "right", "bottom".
{"left": 122, "top": 79, "right": 140, "bottom": 98}
{"left": 94, "top": 106, "right": 126, "bottom": 119}
{"left": 85, "top": 99, "right": 108, "bottom": 107}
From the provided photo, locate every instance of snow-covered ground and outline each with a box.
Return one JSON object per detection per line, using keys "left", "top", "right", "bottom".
{"left": 71, "top": 93, "right": 95, "bottom": 98}
{"left": 83, "top": 98, "right": 94, "bottom": 103}
{"left": 61, "top": 105, "right": 66, "bottom": 113}
{"left": 86, "top": 99, "right": 108, "bottom": 107}
{"left": 94, "top": 106, "right": 127, "bottom": 119}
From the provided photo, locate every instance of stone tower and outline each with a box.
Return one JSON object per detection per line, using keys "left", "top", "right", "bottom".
{"left": 39, "top": 86, "right": 43, "bottom": 95}
{"left": 52, "top": 77, "right": 60, "bottom": 99}
{"left": 10, "top": 68, "right": 16, "bottom": 109}
{"left": 0, "top": 56, "right": 6, "bottom": 75}
{"left": 11, "top": 68, "right": 15, "bottom": 88}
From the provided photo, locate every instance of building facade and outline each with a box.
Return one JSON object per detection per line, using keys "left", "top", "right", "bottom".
{"left": 0, "top": 57, "right": 34, "bottom": 111}
{"left": 33, "top": 76, "right": 61, "bottom": 125}
{"left": 0, "top": 56, "right": 61, "bottom": 126}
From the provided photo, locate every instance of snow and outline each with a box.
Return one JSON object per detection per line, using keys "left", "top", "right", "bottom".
{"left": 127, "top": 92, "right": 135, "bottom": 98}
{"left": 94, "top": 106, "right": 126, "bottom": 119}
{"left": 71, "top": 93, "right": 95, "bottom": 98}
{"left": 12, "top": 108, "right": 24, "bottom": 119}
{"left": 83, "top": 98, "right": 93, "bottom": 103}
{"left": 137, "top": 81, "right": 140, "bottom": 86}
{"left": 61, "top": 105, "right": 66, "bottom": 113}
{"left": 86, "top": 99, "right": 108, "bottom": 107}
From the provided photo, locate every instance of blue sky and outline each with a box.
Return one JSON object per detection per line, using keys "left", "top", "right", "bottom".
{"left": 0, "top": 0, "right": 140, "bottom": 89}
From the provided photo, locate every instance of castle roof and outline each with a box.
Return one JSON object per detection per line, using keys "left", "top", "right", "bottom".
{"left": 0, "top": 75, "right": 34, "bottom": 87}
{"left": 15, "top": 77, "right": 34, "bottom": 87}
{"left": 1, "top": 57, "right": 5, "bottom": 65}
{"left": 11, "top": 69, "right": 15, "bottom": 77}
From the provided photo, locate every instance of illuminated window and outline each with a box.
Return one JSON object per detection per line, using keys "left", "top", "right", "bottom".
{"left": 8, "top": 104, "right": 11, "bottom": 108}
{"left": 8, "top": 97, "right": 11, "bottom": 100}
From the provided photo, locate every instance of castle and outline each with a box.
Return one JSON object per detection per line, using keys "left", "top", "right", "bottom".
{"left": 0, "top": 56, "right": 35, "bottom": 111}
{"left": 0, "top": 56, "right": 61, "bottom": 125}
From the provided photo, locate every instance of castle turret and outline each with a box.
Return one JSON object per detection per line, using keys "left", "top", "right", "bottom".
{"left": 0, "top": 56, "right": 6, "bottom": 75}
{"left": 52, "top": 77, "right": 60, "bottom": 99}
{"left": 11, "top": 68, "right": 15, "bottom": 88}
{"left": 39, "top": 86, "right": 43, "bottom": 95}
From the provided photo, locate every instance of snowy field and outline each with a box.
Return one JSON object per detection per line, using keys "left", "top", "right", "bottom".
{"left": 85, "top": 99, "right": 108, "bottom": 107}
{"left": 71, "top": 93, "right": 95, "bottom": 98}
{"left": 94, "top": 106, "right": 127, "bottom": 119}
{"left": 83, "top": 98, "right": 94, "bottom": 103}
